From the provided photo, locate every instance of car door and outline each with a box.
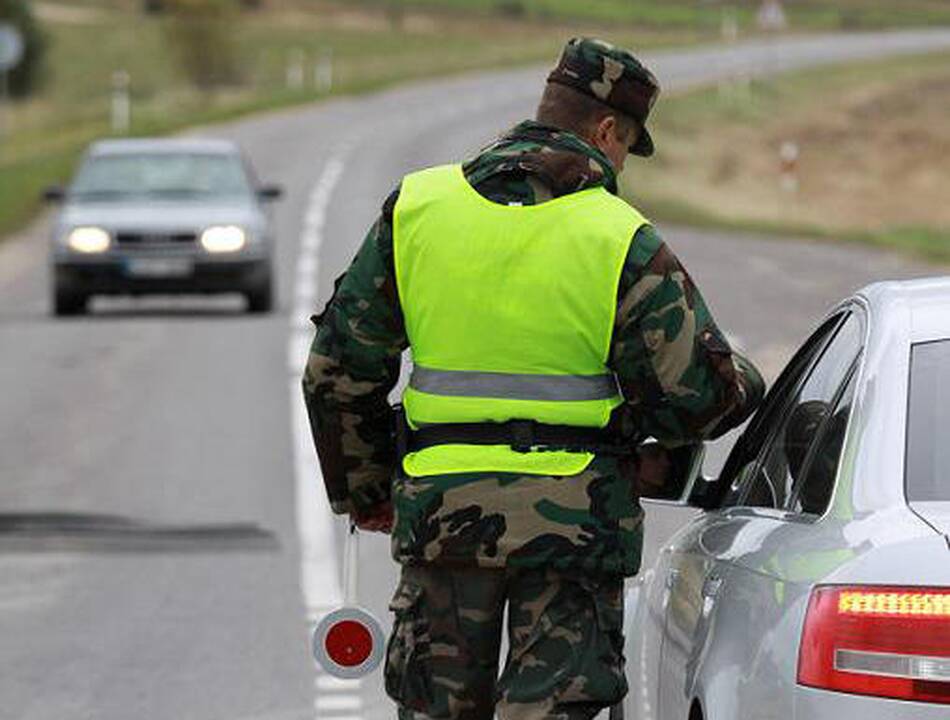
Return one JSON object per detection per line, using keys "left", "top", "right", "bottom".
{"left": 657, "top": 309, "right": 865, "bottom": 720}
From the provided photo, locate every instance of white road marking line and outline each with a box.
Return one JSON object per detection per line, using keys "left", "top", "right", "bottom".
{"left": 289, "top": 151, "right": 350, "bottom": 621}
{"left": 288, "top": 334, "right": 314, "bottom": 375}
{"left": 315, "top": 695, "right": 364, "bottom": 712}
{"left": 316, "top": 675, "right": 364, "bottom": 692}
{"left": 290, "top": 374, "right": 343, "bottom": 619}
{"left": 288, "top": 148, "right": 367, "bottom": 720}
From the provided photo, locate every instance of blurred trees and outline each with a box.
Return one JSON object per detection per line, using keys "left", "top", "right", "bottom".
{"left": 163, "top": 0, "right": 242, "bottom": 90}
{"left": 0, "top": 0, "right": 47, "bottom": 98}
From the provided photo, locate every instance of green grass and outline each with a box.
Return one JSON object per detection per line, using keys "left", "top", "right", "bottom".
{"left": 636, "top": 196, "right": 950, "bottom": 264}
{"left": 371, "top": 0, "right": 950, "bottom": 29}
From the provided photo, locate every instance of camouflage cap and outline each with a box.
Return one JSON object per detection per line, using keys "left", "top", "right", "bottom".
{"left": 547, "top": 37, "right": 660, "bottom": 157}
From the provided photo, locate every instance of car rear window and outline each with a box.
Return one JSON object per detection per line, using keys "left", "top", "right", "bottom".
{"left": 905, "top": 340, "right": 950, "bottom": 501}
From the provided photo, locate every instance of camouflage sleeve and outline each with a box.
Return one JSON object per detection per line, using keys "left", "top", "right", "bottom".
{"left": 302, "top": 190, "right": 407, "bottom": 516}
{"left": 610, "top": 225, "right": 765, "bottom": 445}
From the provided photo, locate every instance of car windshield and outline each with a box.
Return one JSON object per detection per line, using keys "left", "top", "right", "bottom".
{"left": 905, "top": 339, "right": 950, "bottom": 502}
{"left": 70, "top": 152, "right": 252, "bottom": 201}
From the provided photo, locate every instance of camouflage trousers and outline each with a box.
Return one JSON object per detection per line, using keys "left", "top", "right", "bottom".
{"left": 384, "top": 563, "right": 627, "bottom": 720}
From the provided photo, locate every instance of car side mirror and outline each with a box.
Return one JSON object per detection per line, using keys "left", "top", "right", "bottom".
{"left": 257, "top": 184, "right": 283, "bottom": 202}
{"left": 43, "top": 186, "right": 66, "bottom": 203}
{"left": 637, "top": 441, "right": 707, "bottom": 506}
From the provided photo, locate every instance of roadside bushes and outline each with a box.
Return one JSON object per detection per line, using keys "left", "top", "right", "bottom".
{"left": 163, "top": 0, "right": 242, "bottom": 90}
{"left": 0, "top": 0, "right": 47, "bottom": 98}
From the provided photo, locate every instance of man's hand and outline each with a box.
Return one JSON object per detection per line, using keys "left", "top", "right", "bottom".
{"left": 635, "top": 443, "right": 673, "bottom": 498}
{"left": 352, "top": 501, "right": 394, "bottom": 534}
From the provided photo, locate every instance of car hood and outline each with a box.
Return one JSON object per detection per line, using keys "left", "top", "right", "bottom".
{"left": 57, "top": 200, "right": 264, "bottom": 233}
{"left": 911, "top": 501, "right": 950, "bottom": 539}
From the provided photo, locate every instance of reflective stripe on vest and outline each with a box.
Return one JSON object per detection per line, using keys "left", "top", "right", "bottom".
{"left": 411, "top": 366, "right": 619, "bottom": 402}
{"left": 393, "top": 163, "right": 648, "bottom": 477}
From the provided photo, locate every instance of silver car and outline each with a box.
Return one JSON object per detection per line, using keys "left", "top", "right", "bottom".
{"left": 46, "top": 138, "right": 282, "bottom": 315}
{"left": 624, "top": 278, "right": 950, "bottom": 720}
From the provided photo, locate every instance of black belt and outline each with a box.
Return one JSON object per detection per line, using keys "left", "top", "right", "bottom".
{"left": 396, "top": 411, "right": 633, "bottom": 457}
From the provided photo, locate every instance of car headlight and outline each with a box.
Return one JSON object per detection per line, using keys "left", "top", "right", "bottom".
{"left": 66, "top": 227, "right": 111, "bottom": 254}
{"left": 200, "top": 226, "right": 247, "bottom": 253}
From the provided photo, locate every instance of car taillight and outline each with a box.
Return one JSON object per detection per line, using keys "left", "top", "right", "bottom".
{"left": 798, "top": 585, "right": 950, "bottom": 704}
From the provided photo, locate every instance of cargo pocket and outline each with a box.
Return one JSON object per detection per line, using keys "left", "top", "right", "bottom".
{"left": 384, "top": 578, "right": 433, "bottom": 710}
{"left": 578, "top": 576, "right": 628, "bottom": 705}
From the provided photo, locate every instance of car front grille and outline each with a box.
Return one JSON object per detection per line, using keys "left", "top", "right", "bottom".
{"left": 115, "top": 232, "right": 197, "bottom": 248}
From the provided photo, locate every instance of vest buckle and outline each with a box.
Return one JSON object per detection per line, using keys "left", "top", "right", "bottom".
{"left": 509, "top": 420, "right": 535, "bottom": 453}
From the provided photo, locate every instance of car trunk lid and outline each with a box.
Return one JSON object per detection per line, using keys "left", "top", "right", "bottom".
{"left": 910, "top": 501, "right": 950, "bottom": 542}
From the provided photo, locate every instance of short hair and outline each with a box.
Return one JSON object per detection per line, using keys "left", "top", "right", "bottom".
{"left": 536, "top": 82, "right": 637, "bottom": 142}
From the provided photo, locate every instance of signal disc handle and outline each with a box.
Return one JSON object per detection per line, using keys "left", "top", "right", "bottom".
{"left": 312, "top": 524, "right": 386, "bottom": 678}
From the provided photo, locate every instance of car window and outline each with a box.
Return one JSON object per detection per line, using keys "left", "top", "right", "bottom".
{"left": 71, "top": 153, "right": 252, "bottom": 201}
{"left": 718, "top": 313, "right": 846, "bottom": 507}
{"left": 906, "top": 340, "right": 950, "bottom": 502}
{"left": 738, "top": 313, "right": 863, "bottom": 510}
{"left": 788, "top": 368, "right": 858, "bottom": 515}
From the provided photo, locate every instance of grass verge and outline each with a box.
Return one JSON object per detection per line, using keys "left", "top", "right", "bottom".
{"left": 365, "top": 0, "right": 950, "bottom": 31}
{"left": 623, "top": 51, "right": 950, "bottom": 263}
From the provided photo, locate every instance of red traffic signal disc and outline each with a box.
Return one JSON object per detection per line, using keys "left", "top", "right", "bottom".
{"left": 313, "top": 606, "right": 385, "bottom": 678}
{"left": 325, "top": 619, "right": 373, "bottom": 667}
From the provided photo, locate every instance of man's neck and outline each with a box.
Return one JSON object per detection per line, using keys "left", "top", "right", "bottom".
{"left": 460, "top": 120, "right": 618, "bottom": 206}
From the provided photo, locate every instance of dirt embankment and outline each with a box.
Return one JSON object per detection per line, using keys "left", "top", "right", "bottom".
{"left": 630, "top": 53, "right": 950, "bottom": 247}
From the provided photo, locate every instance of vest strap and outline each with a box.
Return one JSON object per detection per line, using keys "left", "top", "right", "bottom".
{"left": 410, "top": 366, "right": 619, "bottom": 402}
{"left": 404, "top": 418, "right": 634, "bottom": 456}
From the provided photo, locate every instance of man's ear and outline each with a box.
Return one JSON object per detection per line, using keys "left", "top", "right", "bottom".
{"left": 595, "top": 115, "right": 617, "bottom": 145}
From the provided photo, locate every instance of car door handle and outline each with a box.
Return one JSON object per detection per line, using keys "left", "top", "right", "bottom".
{"left": 666, "top": 568, "right": 680, "bottom": 590}
{"left": 702, "top": 575, "right": 724, "bottom": 599}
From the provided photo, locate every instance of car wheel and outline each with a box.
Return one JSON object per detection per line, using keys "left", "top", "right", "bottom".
{"left": 53, "top": 287, "right": 87, "bottom": 317}
{"left": 245, "top": 278, "right": 273, "bottom": 314}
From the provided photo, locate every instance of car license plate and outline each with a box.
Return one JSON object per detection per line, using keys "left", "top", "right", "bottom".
{"left": 125, "top": 258, "right": 194, "bottom": 278}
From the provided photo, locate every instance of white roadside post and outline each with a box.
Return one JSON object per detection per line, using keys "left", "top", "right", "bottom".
{"left": 780, "top": 140, "right": 800, "bottom": 193}
{"left": 0, "top": 23, "right": 25, "bottom": 149}
{"left": 315, "top": 48, "right": 333, "bottom": 94}
{"left": 287, "top": 48, "right": 305, "bottom": 91}
{"left": 757, "top": 0, "right": 789, "bottom": 32}
{"left": 111, "top": 70, "right": 131, "bottom": 135}
{"left": 719, "top": 5, "right": 748, "bottom": 105}
{"left": 720, "top": 5, "right": 739, "bottom": 43}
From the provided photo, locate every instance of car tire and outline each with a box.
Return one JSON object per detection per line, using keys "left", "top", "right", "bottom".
{"left": 53, "top": 287, "right": 87, "bottom": 317}
{"left": 245, "top": 277, "right": 273, "bottom": 314}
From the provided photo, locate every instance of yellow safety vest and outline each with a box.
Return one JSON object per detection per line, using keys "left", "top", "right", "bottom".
{"left": 393, "top": 164, "right": 648, "bottom": 477}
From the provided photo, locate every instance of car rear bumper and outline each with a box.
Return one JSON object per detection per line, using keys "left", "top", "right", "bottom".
{"left": 54, "top": 257, "right": 270, "bottom": 295}
{"left": 795, "top": 685, "right": 948, "bottom": 719}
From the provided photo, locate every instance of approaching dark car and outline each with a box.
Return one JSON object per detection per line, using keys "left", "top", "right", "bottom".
{"left": 47, "top": 138, "right": 282, "bottom": 316}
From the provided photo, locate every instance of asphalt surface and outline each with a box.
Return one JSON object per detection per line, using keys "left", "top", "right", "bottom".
{"left": 2, "top": 29, "right": 950, "bottom": 720}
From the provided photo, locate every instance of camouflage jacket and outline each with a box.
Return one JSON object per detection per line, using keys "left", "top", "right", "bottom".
{"left": 303, "top": 120, "right": 764, "bottom": 576}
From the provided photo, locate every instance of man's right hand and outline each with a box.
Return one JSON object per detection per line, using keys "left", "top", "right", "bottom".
{"left": 352, "top": 501, "right": 394, "bottom": 534}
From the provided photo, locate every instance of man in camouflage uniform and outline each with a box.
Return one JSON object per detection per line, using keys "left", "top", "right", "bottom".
{"left": 304, "top": 38, "right": 764, "bottom": 720}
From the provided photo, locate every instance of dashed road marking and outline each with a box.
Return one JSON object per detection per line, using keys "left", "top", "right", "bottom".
{"left": 316, "top": 675, "right": 363, "bottom": 692}
{"left": 315, "top": 694, "right": 364, "bottom": 712}
{"left": 288, "top": 147, "right": 366, "bottom": 719}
